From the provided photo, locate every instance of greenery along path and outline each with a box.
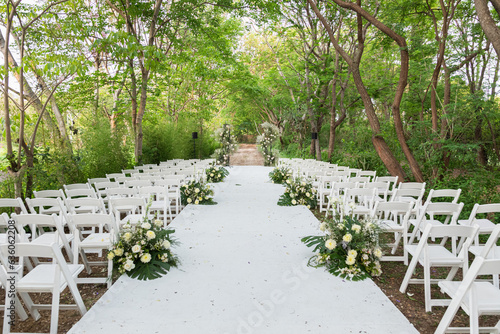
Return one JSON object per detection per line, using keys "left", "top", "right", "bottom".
{"left": 69, "top": 167, "right": 416, "bottom": 334}
{"left": 230, "top": 144, "right": 265, "bottom": 166}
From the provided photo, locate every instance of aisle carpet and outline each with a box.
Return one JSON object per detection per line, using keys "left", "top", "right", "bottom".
{"left": 69, "top": 166, "right": 417, "bottom": 334}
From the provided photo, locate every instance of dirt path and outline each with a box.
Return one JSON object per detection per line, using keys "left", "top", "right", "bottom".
{"left": 230, "top": 144, "right": 264, "bottom": 166}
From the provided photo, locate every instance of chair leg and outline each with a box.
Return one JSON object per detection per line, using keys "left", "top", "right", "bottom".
{"left": 107, "top": 258, "right": 113, "bottom": 289}
{"left": 424, "top": 263, "right": 432, "bottom": 312}
{"left": 50, "top": 287, "right": 61, "bottom": 334}
{"left": 400, "top": 253, "right": 418, "bottom": 293}
{"left": 19, "top": 292, "right": 41, "bottom": 320}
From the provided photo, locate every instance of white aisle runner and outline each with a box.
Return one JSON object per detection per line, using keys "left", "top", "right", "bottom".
{"left": 69, "top": 166, "right": 417, "bottom": 334}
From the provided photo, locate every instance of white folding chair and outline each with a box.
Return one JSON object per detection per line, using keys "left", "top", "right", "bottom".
{"left": 342, "top": 187, "right": 377, "bottom": 219}
{"left": 358, "top": 170, "right": 376, "bottom": 181}
{"left": 65, "top": 197, "right": 107, "bottom": 215}
{"left": 325, "top": 181, "right": 358, "bottom": 217}
{"left": 364, "top": 182, "right": 391, "bottom": 201}
{"left": 374, "top": 175, "right": 399, "bottom": 197}
{"left": 65, "top": 188, "right": 97, "bottom": 199}
{"left": 105, "top": 187, "right": 138, "bottom": 199}
{"left": 0, "top": 198, "right": 29, "bottom": 215}
{"left": 125, "top": 179, "right": 153, "bottom": 188}
{"left": 63, "top": 183, "right": 91, "bottom": 191}
{"left": 390, "top": 188, "right": 425, "bottom": 217}
{"left": 26, "top": 197, "right": 69, "bottom": 230}
{"left": 458, "top": 203, "right": 500, "bottom": 246}
{"left": 0, "top": 243, "right": 86, "bottom": 334}
{"left": 398, "top": 182, "right": 426, "bottom": 190}
{"left": 109, "top": 197, "right": 147, "bottom": 226}
{"left": 408, "top": 202, "right": 464, "bottom": 245}
{"left": 14, "top": 213, "right": 75, "bottom": 261}
{"left": 435, "top": 226, "right": 500, "bottom": 334}
{"left": 137, "top": 185, "right": 172, "bottom": 226}
{"left": 371, "top": 201, "right": 413, "bottom": 263}
{"left": 317, "top": 176, "right": 343, "bottom": 212}
{"left": 33, "top": 189, "right": 66, "bottom": 201}
{"left": 400, "top": 224, "right": 479, "bottom": 312}
{"left": 156, "top": 178, "right": 182, "bottom": 215}
{"left": 69, "top": 213, "right": 117, "bottom": 288}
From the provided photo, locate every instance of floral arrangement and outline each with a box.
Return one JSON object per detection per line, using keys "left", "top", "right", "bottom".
{"left": 180, "top": 179, "right": 215, "bottom": 205}
{"left": 205, "top": 165, "right": 229, "bottom": 183}
{"left": 269, "top": 166, "right": 292, "bottom": 184}
{"left": 277, "top": 177, "right": 317, "bottom": 209}
{"left": 108, "top": 218, "right": 177, "bottom": 280}
{"left": 301, "top": 204, "right": 383, "bottom": 281}
{"left": 257, "top": 122, "right": 279, "bottom": 166}
{"left": 213, "top": 124, "right": 237, "bottom": 166}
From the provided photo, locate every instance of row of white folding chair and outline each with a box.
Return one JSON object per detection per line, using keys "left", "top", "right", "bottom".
{"left": 398, "top": 203, "right": 499, "bottom": 314}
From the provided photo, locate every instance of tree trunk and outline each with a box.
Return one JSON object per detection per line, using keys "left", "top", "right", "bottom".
{"left": 475, "top": 0, "right": 500, "bottom": 57}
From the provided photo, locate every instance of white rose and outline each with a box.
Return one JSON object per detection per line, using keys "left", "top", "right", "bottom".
{"left": 346, "top": 255, "right": 356, "bottom": 266}
{"left": 319, "top": 223, "right": 327, "bottom": 232}
{"left": 123, "top": 259, "right": 135, "bottom": 271}
{"left": 154, "top": 219, "right": 163, "bottom": 227}
{"left": 343, "top": 234, "right": 353, "bottom": 243}
{"left": 374, "top": 248, "right": 383, "bottom": 258}
{"left": 325, "top": 239, "right": 336, "bottom": 250}
{"left": 141, "top": 222, "right": 151, "bottom": 230}
{"left": 187, "top": 198, "right": 192, "bottom": 203}
{"left": 146, "top": 230, "right": 156, "bottom": 240}
{"left": 107, "top": 251, "right": 115, "bottom": 260}
{"left": 352, "top": 224, "right": 361, "bottom": 234}
{"left": 132, "top": 245, "right": 141, "bottom": 253}
{"left": 195, "top": 200, "right": 200, "bottom": 205}
{"left": 114, "top": 248, "right": 123, "bottom": 257}
{"left": 163, "top": 240, "right": 171, "bottom": 249}
{"left": 291, "top": 199, "right": 297, "bottom": 205}
{"left": 123, "top": 232, "right": 132, "bottom": 242}
{"left": 195, "top": 188, "right": 200, "bottom": 193}
{"left": 348, "top": 249, "right": 358, "bottom": 258}
{"left": 140, "top": 253, "right": 152, "bottom": 263}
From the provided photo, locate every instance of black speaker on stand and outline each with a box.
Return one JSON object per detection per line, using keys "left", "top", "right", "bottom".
{"left": 192, "top": 132, "right": 198, "bottom": 159}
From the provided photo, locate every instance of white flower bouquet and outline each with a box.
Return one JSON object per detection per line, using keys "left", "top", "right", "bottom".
{"left": 277, "top": 177, "right": 317, "bottom": 209}
{"left": 205, "top": 165, "right": 229, "bottom": 183}
{"left": 108, "top": 218, "right": 177, "bottom": 280}
{"left": 302, "top": 206, "right": 383, "bottom": 281}
{"left": 268, "top": 166, "right": 292, "bottom": 184}
{"left": 180, "top": 179, "right": 215, "bottom": 205}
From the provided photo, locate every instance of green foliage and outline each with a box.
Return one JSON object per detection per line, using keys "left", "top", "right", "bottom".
{"left": 142, "top": 117, "right": 217, "bottom": 163}
{"left": 29, "top": 147, "right": 83, "bottom": 191}
{"left": 268, "top": 166, "right": 292, "bottom": 184}
{"left": 278, "top": 177, "right": 317, "bottom": 209}
{"left": 77, "top": 118, "right": 132, "bottom": 179}
{"left": 205, "top": 165, "right": 229, "bottom": 183}
{"left": 430, "top": 168, "right": 500, "bottom": 219}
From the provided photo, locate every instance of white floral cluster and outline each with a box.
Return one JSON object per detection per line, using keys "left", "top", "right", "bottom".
{"left": 257, "top": 122, "right": 279, "bottom": 166}
{"left": 109, "top": 219, "right": 174, "bottom": 275}
{"left": 307, "top": 210, "right": 383, "bottom": 280}
{"left": 205, "top": 165, "right": 229, "bottom": 183}
{"left": 279, "top": 177, "right": 317, "bottom": 209}
{"left": 180, "top": 180, "right": 214, "bottom": 205}
{"left": 213, "top": 124, "right": 237, "bottom": 166}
